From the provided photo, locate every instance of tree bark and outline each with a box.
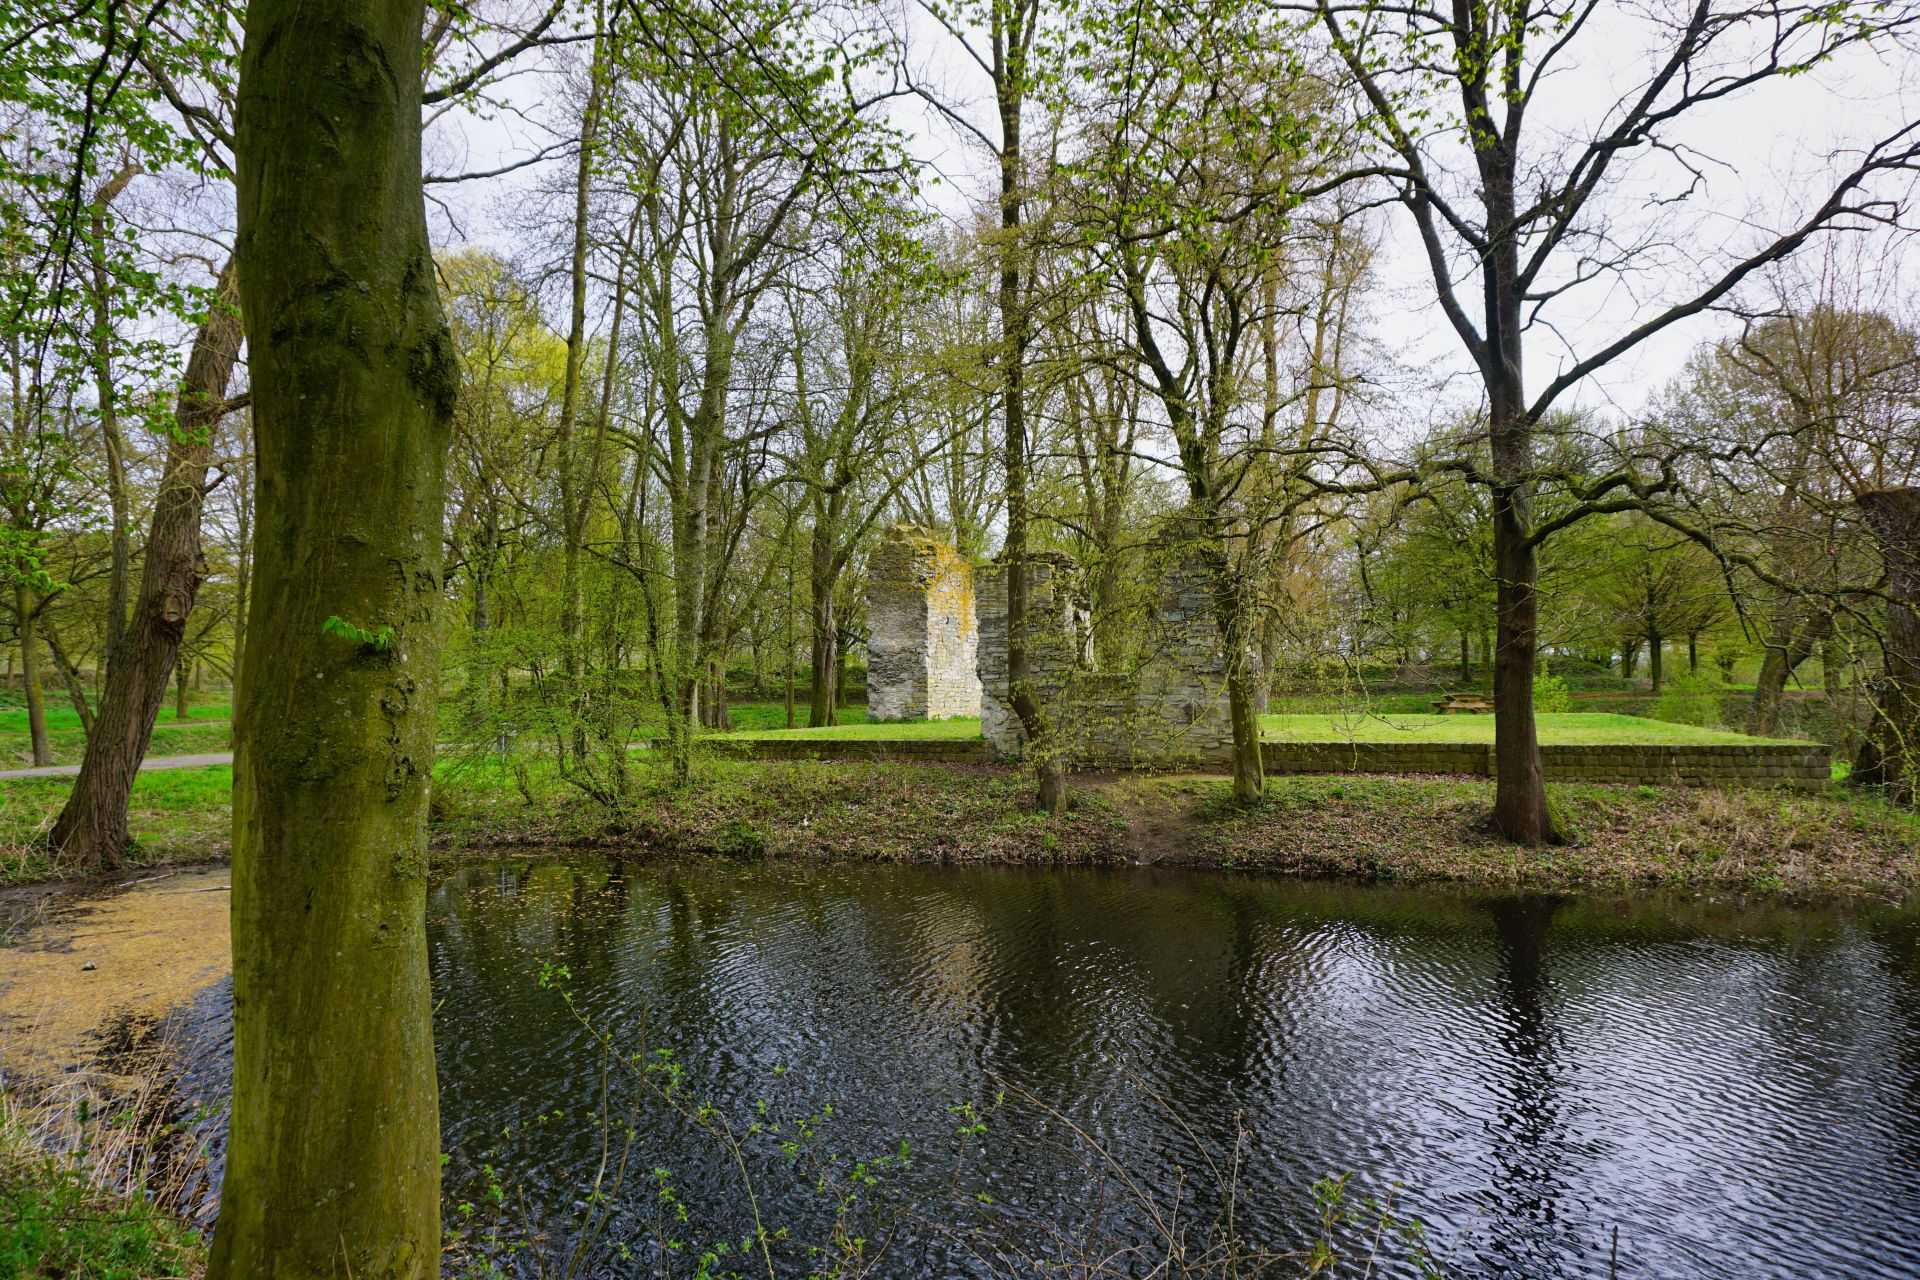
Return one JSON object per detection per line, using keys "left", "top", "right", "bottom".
{"left": 50, "top": 262, "right": 241, "bottom": 871}
{"left": 14, "top": 587, "right": 51, "bottom": 766}
{"left": 41, "top": 618, "right": 94, "bottom": 738}
{"left": 229, "top": 430, "right": 253, "bottom": 743}
{"left": 784, "top": 539, "right": 797, "bottom": 728}
{"left": 1852, "top": 487, "right": 1920, "bottom": 804}
{"left": 555, "top": 27, "right": 608, "bottom": 768}
{"left": 992, "top": 5, "right": 1066, "bottom": 815}
{"left": 833, "top": 624, "right": 850, "bottom": 719}
{"left": 1224, "top": 631, "right": 1263, "bottom": 804}
{"left": 1749, "top": 610, "right": 1824, "bottom": 737}
{"left": 207, "top": 0, "right": 455, "bottom": 1271}
{"left": 807, "top": 519, "right": 837, "bottom": 726}
{"left": 1487, "top": 367, "right": 1558, "bottom": 839}
{"left": 86, "top": 166, "right": 140, "bottom": 672}
{"left": 1647, "top": 631, "right": 1663, "bottom": 691}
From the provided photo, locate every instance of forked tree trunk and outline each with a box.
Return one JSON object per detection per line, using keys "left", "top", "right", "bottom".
{"left": 1852, "top": 487, "right": 1920, "bottom": 805}
{"left": 1749, "top": 610, "right": 1825, "bottom": 737}
{"left": 50, "top": 263, "right": 240, "bottom": 871}
{"left": 206, "top": 0, "right": 455, "bottom": 1272}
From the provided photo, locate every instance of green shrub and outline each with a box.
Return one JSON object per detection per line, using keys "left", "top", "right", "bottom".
{"left": 1532, "top": 661, "right": 1572, "bottom": 713}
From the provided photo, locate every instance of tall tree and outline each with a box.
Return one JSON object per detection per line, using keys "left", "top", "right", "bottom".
{"left": 913, "top": 0, "right": 1069, "bottom": 811}
{"left": 208, "top": 0, "right": 456, "bottom": 1273}
{"left": 49, "top": 259, "right": 242, "bottom": 868}
{"left": 1305, "top": 0, "right": 1920, "bottom": 841}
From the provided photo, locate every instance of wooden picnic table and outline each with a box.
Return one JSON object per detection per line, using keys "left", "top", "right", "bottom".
{"left": 1432, "top": 693, "right": 1495, "bottom": 714}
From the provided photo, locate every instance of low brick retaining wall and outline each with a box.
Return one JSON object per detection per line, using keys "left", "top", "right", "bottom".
{"left": 705, "top": 738, "right": 993, "bottom": 764}
{"left": 1260, "top": 740, "right": 1831, "bottom": 790}
{"left": 695, "top": 735, "right": 1829, "bottom": 788}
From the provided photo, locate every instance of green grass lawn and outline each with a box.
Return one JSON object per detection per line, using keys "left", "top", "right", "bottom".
{"left": 0, "top": 700, "right": 232, "bottom": 769}
{"left": 1258, "top": 711, "right": 1791, "bottom": 745}
{"left": 706, "top": 701, "right": 877, "bottom": 732}
{"left": 717, "top": 708, "right": 1788, "bottom": 747}
{"left": 721, "top": 715, "right": 984, "bottom": 741}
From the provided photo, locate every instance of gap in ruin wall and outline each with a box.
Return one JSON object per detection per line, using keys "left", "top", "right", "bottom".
{"left": 865, "top": 525, "right": 982, "bottom": 721}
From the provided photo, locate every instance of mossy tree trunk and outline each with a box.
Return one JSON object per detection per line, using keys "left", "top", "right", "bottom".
{"left": 51, "top": 261, "right": 240, "bottom": 871}
{"left": 86, "top": 165, "right": 141, "bottom": 673}
{"left": 989, "top": 0, "right": 1067, "bottom": 816}
{"left": 207, "top": 0, "right": 456, "bottom": 1272}
{"left": 1852, "top": 487, "right": 1920, "bottom": 805}
{"left": 1749, "top": 609, "right": 1825, "bottom": 737}
{"left": 807, "top": 512, "right": 839, "bottom": 726}
{"left": 13, "top": 587, "right": 51, "bottom": 766}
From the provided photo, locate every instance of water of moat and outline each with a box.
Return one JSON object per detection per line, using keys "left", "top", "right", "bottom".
{"left": 163, "top": 859, "right": 1920, "bottom": 1278}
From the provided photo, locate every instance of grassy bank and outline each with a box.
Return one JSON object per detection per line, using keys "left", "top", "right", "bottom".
{"left": 434, "top": 756, "right": 1128, "bottom": 863}
{"left": 0, "top": 766, "right": 231, "bottom": 882}
{"left": 0, "top": 1099, "right": 203, "bottom": 1278}
{"left": 3, "top": 754, "right": 1915, "bottom": 899}
{"left": 1176, "top": 774, "right": 1920, "bottom": 898}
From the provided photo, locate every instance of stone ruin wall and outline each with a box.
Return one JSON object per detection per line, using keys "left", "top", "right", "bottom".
{"left": 866, "top": 525, "right": 982, "bottom": 721}
{"left": 975, "top": 550, "right": 1234, "bottom": 768}
{"left": 973, "top": 554, "right": 1086, "bottom": 754}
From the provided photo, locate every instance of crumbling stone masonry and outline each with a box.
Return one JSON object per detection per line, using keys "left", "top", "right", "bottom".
{"left": 866, "top": 524, "right": 983, "bottom": 721}
{"left": 976, "top": 549, "right": 1234, "bottom": 768}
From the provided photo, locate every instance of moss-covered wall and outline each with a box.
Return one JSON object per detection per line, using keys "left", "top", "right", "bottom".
{"left": 866, "top": 525, "right": 982, "bottom": 721}
{"left": 977, "top": 550, "right": 1234, "bottom": 768}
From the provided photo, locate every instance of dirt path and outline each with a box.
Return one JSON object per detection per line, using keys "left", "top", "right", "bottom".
{"left": 0, "top": 866, "right": 232, "bottom": 1094}
{"left": 1096, "top": 777, "right": 1210, "bottom": 865}
{"left": 0, "top": 751, "right": 235, "bottom": 781}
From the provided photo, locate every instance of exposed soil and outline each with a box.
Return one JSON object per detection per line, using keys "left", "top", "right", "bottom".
{"left": 1099, "top": 776, "right": 1207, "bottom": 864}
{"left": 0, "top": 865, "right": 231, "bottom": 1095}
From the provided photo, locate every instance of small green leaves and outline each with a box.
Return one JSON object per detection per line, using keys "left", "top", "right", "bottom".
{"left": 321, "top": 615, "right": 396, "bottom": 652}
